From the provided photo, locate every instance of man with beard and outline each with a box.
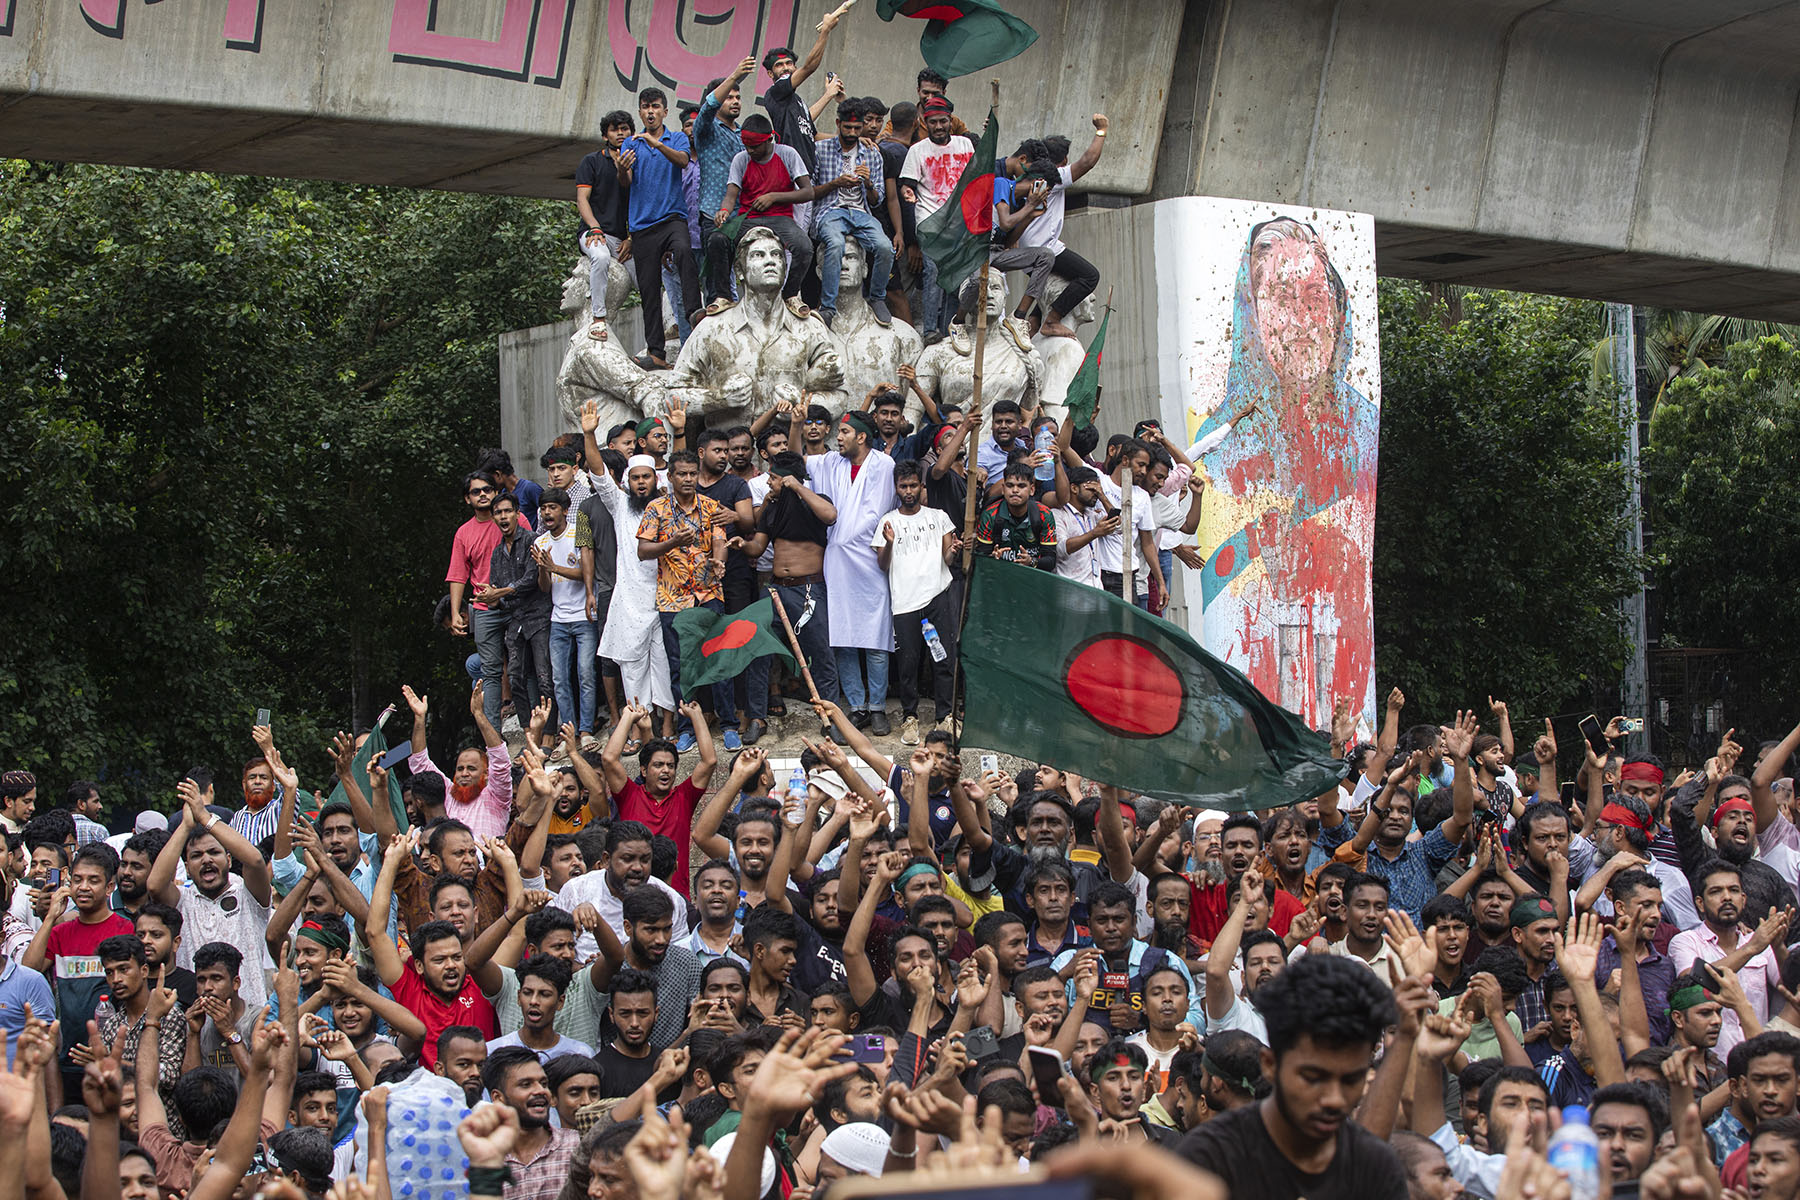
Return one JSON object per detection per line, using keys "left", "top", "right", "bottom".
{"left": 1310, "top": 861, "right": 1355, "bottom": 948}
{"left": 1336, "top": 734, "right": 1477, "bottom": 925}
{"left": 480, "top": 1046, "right": 579, "bottom": 1199}
{"left": 1187, "top": 1032, "right": 1265, "bottom": 1124}
{"left": 114, "top": 829, "right": 165, "bottom": 920}
{"left": 271, "top": 799, "right": 384, "bottom": 941}
{"left": 756, "top": 10, "right": 839, "bottom": 177}
{"left": 370, "top": 907, "right": 497, "bottom": 1066}
{"left": 1711, "top": 1031, "right": 1800, "bottom": 1185}
{"left": 132, "top": 901, "right": 197, "bottom": 1008}
{"left": 948, "top": 779, "right": 1106, "bottom": 923}
{"left": 593, "top": 884, "right": 702, "bottom": 1050}
{"left": 1597, "top": 870, "right": 1677, "bottom": 1042}
{"left": 230, "top": 724, "right": 286, "bottom": 847}
{"left": 1671, "top": 859, "right": 1789, "bottom": 1057}
{"left": 810, "top": 412, "right": 898, "bottom": 735}
{"left": 557, "top": 818, "right": 689, "bottom": 957}
{"left": 386, "top": 811, "right": 529, "bottom": 941}
{"left": 1192, "top": 813, "right": 1306, "bottom": 942}
{"left": 145, "top": 777, "right": 273, "bottom": 1015}
{"left": 1414, "top": 1015, "right": 1553, "bottom": 1198}
{"left": 435, "top": 1026, "right": 489, "bottom": 1104}
{"left": 1051, "top": 881, "right": 1201, "bottom": 1036}
{"left": 1589, "top": 1082, "right": 1669, "bottom": 1192}
{"left": 1465, "top": 869, "right": 1516, "bottom": 955}
{"left": 544, "top": 762, "right": 600, "bottom": 837}
{"left": 1577, "top": 790, "right": 1699, "bottom": 934}
{"left": 1145, "top": 871, "right": 1207, "bottom": 978}
{"left": 447, "top": 469, "right": 517, "bottom": 726}
{"left": 401, "top": 682, "right": 513, "bottom": 842}
{"left": 1179, "top": 953, "right": 1407, "bottom": 1198}
{"left": 1206, "top": 868, "right": 1287, "bottom": 1043}
{"left": 685, "top": 857, "right": 748, "bottom": 966}
{"left": 594, "top": 968, "right": 669, "bottom": 1099}
{"left": 1508, "top": 895, "right": 1562, "bottom": 1034}
{"left": 1672, "top": 746, "right": 1800, "bottom": 927}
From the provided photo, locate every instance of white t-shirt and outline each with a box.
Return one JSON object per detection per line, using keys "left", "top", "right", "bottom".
{"left": 1126, "top": 1031, "right": 1181, "bottom": 1088}
{"left": 901, "top": 136, "right": 975, "bottom": 218}
{"left": 1095, "top": 475, "right": 1155, "bottom": 583}
{"left": 747, "top": 474, "right": 775, "bottom": 571}
{"left": 872, "top": 507, "right": 955, "bottom": 614}
{"left": 1018, "top": 165, "right": 1074, "bottom": 255}
{"left": 538, "top": 526, "right": 587, "bottom": 622}
{"left": 1211, "top": 994, "right": 1267, "bottom": 1043}
{"left": 485, "top": 1030, "right": 596, "bottom": 1062}
{"left": 176, "top": 875, "right": 273, "bottom": 1015}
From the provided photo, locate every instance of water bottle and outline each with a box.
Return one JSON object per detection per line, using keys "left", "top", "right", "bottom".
{"left": 1033, "top": 425, "right": 1056, "bottom": 482}
{"left": 922, "top": 619, "right": 948, "bottom": 663}
{"left": 1546, "top": 1105, "right": 1600, "bottom": 1200}
{"left": 788, "top": 765, "right": 807, "bottom": 800}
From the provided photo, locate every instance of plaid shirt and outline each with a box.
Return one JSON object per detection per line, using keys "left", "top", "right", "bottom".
{"left": 73, "top": 813, "right": 110, "bottom": 846}
{"left": 1333, "top": 825, "right": 1458, "bottom": 922}
{"left": 811, "top": 136, "right": 884, "bottom": 223}
{"left": 506, "top": 1125, "right": 580, "bottom": 1200}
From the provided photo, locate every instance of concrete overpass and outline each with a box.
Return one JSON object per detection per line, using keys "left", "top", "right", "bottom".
{"left": 7, "top": 0, "right": 1800, "bottom": 318}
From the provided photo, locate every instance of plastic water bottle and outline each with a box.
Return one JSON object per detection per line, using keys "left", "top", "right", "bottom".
{"left": 1546, "top": 1105, "right": 1600, "bottom": 1200}
{"left": 788, "top": 765, "right": 807, "bottom": 799}
{"left": 921, "top": 619, "right": 948, "bottom": 663}
{"left": 1033, "top": 425, "right": 1056, "bottom": 482}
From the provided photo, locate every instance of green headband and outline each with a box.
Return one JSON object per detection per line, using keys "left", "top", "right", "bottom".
{"left": 1090, "top": 1048, "right": 1143, "bottom": 1084}
{"left": 1509, "top": 896, "right": 1558, "bottom": 928}
{"left": 1668, "top": 984, "right": 1717, "bottom": 1014}
{"left": 636, "top": 417, "right": 665, "bottom": 438}
{"left": 1200, "top": 1050, "right": 1258, "bottom": 1094}
{"left": 896, "top": 863, "right": 939, "bottom": 889}
{"left": 840, "top": 411, "right": 877, "bottom": 438}
{"left": 297, "top": 920, "right": 349, "bottom": 953}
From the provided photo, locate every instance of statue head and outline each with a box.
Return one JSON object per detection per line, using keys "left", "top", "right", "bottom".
{"left": 736, "top": 226, "right": 789, "bottom": 295}
{"left": 840, "top": 237, "right": 867, "bottom": 292}
{"left": 1045, "top": 275, "right": 1099, "bottom": 328}
{"left": 957, "top": 270, "right": 1009, "bottom": 324}
{"left": 561, "top": 262, "right": 588, "bottom": 314}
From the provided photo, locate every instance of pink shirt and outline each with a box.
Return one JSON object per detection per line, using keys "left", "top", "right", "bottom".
{"left": 447, "top": 514, "right": 530, "bottom": 610}
{"left": 1668, "top": 923, "right": 1780, "bottom": 1059}
{"left": 409, "top": 744, "right": 514, "bottom": 842}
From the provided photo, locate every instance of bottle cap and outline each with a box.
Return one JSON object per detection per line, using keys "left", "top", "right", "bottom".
{"left": 1560, "top": 1105, "right": 1589, "bottom": 1126}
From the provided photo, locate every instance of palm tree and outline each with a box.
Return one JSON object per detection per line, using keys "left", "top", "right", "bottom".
{"left": 1583, "top": 309, "right": 1800, "bottom": 408}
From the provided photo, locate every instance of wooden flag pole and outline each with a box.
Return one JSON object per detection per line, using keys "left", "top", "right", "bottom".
{"left": 960, "top": 258, "right": 991, "bottom": 571}
{"left": 767, "top": 588, "right": 821, "bottom": 703}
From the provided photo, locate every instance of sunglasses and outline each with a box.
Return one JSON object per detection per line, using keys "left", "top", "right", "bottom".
{"left": 467, "top": 486, "right": 496, "bottom": 497}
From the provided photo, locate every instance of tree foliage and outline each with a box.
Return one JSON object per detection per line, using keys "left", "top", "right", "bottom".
{"left": 0, "top": 162, "right": 568, "bottom": 805}
{"left": 1644, "top": 335, "right": 1800, "bottom": 704}
{"left": 1372, "top": 281, "right": 1640, "bottom": 723}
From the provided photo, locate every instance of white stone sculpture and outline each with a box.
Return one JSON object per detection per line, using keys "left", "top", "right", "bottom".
{"left": 662, "top": 227, "right": 847, "bottom": 425}
{"left": 829, "top": 239, "right": 924, "bottom": 422}
{"left": 1031, "top": 275, "right": 1100, "bottom": 423}
{"left": 554, "top": 260, "right": 669, "bottom": 435}
{"left": 913, "top": 269, "right": 1044, "bottom": 426}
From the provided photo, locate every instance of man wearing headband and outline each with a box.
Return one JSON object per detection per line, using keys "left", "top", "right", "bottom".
{"left": 1669, "top": 745, "right": 1800, "bottom": 928}
{"left": 695, "top": 58, "right": 752, "bottom": 303}
{"left": 1088, "top": 1038, "right": 1166, "bottom": 1144}
{"left": 809, "top": 410, "right": 898, "bottom": 737}
{"left": 813, "top": 98, "right": 896, "bottom": 330}
{"left": 899, "top": 96, "right": 974, "bottom": 339}
{"left": 711, "top": 114, "right": 815, "bottom": 301}
{"left": 1581, "top": 792, "right": 1700, "bottom": 937}
{"left": 1667, "top": 964, "right": 1730, "bottom": 1092}
{"left": 1670, "top": 860, "right": 1787, "bottom": 1058}
{"left": 756, "top": 5, "right": 842, "bottom": 177}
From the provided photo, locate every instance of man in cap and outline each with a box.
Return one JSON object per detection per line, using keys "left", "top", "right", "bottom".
{"left": 636, "top": 417, "right": 673, "bottom": 471}
{"left": 817, "top": 1123, "right": 890, "bottom": 1185}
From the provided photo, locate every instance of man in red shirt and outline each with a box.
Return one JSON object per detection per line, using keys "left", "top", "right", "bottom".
{"left": 369, "top": 916, "right": 497, "bottom": 1067}
{"left": 1188, "top": 813, "right": 1304, "bottom": 942}
{"left": 710, "top": 113, "right": 815, "bottom": 300}
{"left": 446, "top": 469, "right": 530, "bottom": 729}
{"left": 23, "top": 843, "right": 135, "bottom": 1093}
{"left": 600, "top": 700, "right": 718, "bottom": 895}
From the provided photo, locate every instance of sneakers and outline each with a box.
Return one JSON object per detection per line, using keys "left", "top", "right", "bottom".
{"left": 900, "top": 715, "right": 921, "bottom": 745}
{"left": 870, "top": 298, "right": 892, "bottom": 327}
{"left": 722, "top": 728, "right": 743, "bottom": 751}
{"left": 936, "top": 715, "right": 962, "bottom": 738}
{"left": 851, "top": 710, "right": 872, "bottom": 730}
{"left": 676, "top": 730, "right": 697, "bottom": 753}
{"left": 868, "top": 709, "right": 892, "bottom": 737}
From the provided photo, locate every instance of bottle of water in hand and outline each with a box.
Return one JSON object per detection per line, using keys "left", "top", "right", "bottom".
{"left": 1033, "top": 425, "right": 1056, "bottom": 482}
{"left": 921, "top": 620, "right": 947, "bottom": 663}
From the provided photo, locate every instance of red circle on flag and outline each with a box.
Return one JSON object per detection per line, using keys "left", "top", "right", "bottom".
{"left": 702, "top": 620, "right": 758, "bottom": 657}
{"left": 960, "top": 175, "right": 995, "bottom": 235}
{"left": 1214, "top": 545, "right": 1235, "bottom": 575}
{"left": 1063, "top": 635, "right": 1184, "bottom": 738}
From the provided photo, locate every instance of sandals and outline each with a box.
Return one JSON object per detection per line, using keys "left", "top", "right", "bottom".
{"left": 632, "top": 351, "right": 670, "bottom": 370}
{"left": 767, "top": 699, "right": 788, "bottom": 717}
{"left": 587, "top": 317, "right": 608, "bottom": 341}
{"left": 622, "top": 738, "right": 642, "bottom": 755}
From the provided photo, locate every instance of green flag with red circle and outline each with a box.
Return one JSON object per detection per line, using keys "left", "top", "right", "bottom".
{"left": 673, "top": 597, "right": 796, "bottom": 695}
{"left": 877, "top": 0, "right": 1039, "bottom": 77}
{"left": 958, "top": 558, "right": 1346, "bottom": 809}
{"left": 917, "top": 105, "right": 998, "bottom": 300}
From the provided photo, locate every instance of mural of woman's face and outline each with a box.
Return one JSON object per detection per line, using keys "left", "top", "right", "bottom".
{"left": 1251, "top": 228, "right": 1341, "bottom": 391}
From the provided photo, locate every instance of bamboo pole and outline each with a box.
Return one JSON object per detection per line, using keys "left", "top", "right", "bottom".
{"left": 766, "top": 588, "right": 821, "bottom": 702}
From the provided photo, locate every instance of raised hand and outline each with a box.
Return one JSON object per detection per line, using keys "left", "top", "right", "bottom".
{"left": 1331, "top": 696, "right": 1356, "bottom": 748}
{"left": 623, "top": 1104, "right": 692, "bottom": 1200}
{"left": 1534, "top": 719, "right": 1557, "bottom": 767}
{"left": 457, "top": 1102, "right": 522, "bottom": 1168}
{"left": 1488, "top": 696, "right": 1508, "bottom": 722}
{"left": 80, "top": 1019, "right": 123, "bottom": 1115}
{"left": 1383, "top": 910, "right": 1434, "bottom": 978}
{"left": 1443, "top": 710, "right": 1477, "bottom": 761}
{"left": 1387, "top": 687, "right": 1405, "bottom": 713}
{"left": 743, "top": 1028, "right": 856, "bottom": 1119}
{"left": 1555, "top": 910, "right": 1605, "bottom": 981}
{"left": 1416, "top": 1003, "right": 1473, "bottom": 1064}
{"left": 329, "top": 731, "right": 358, "bottom": 778}
{"left": 402, "top": 685, "right": 428, "bottom": 720}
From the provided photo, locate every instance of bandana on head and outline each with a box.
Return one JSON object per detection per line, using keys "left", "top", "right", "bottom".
{"left": 1621, "top": 761, "right": 1665, "bottom": 786}
{"left": 840, "top": 411, "right": 877, "bottom": 439}
{"left": 1510, "top": 895, "right": 1558, "bottom": 929}
{"left": 1089, "top": 1049, "right": 1139, "bottom": 1084}
{"left": 1600, "top": 802, "right": 1655, "bottom": 840}
{"left": 921, "top": 96, "right": 953, "bottom": 117}
{"left": 896, "top": 863, "right": 939, "bottom": 889}
{"left": 626, "top": 454, "right": 658, "bottom": 473}
{"left": 1711, "top": 796, "right": 1755, "bottom": 829}
{"left": 1200, "top": 1050, "right": 1258, "bottom": 1094}
{"left": 769, "top": 457, "right": 807, "bottom": 482}
{"left": 297, "top": 919, "right": 349, "bottom": 953}
{"left": 740, "top": 128, "right": 775, "bottom": 148}
{"left": 636, "top": 417, "right": 665, "bottom": 438}
{"left": 1668, "top": 984, "right": 1717, "bottom": 1013}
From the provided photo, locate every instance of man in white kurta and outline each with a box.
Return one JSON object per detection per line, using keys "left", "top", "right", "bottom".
{"left": 593, "top": 456, "right": 675, "bottom": 721}
{"left": 807, "top": 411, "right": 897, "bottom": 733}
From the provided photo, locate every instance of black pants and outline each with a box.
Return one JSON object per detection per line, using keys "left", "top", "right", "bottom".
{"left": 704, "top": 214, "right": 813, "bottom": 301}
{"left": 1048, "top": 247, "right": 1100, "bottom": 319}
{"left": 633, "top": 215, "right": 699, "bottom": 358}
{"left": 892, "top": 585, "right": 960, "bottom": 720}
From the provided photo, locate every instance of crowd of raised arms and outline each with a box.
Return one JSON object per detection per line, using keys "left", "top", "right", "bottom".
{"left": 12, "top": 22, "right": 1800, "bottom": 1200}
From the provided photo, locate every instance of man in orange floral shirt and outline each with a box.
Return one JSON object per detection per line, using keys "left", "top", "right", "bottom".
{"left": 637, "top": 449, "right": 734, "bottom": 752}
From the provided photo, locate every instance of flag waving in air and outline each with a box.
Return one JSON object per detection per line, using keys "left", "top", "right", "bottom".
{"left": 876, "top": 0, "right": 1039, "bottom": 78}
{"left": 672, "top": 598, "right": 796, "bottom": 694}
{"left": 1062, "top": 304, "right": 1109, "bottom": 429}
{"left": 916, "top": 105, "right": 998, "bottom": 300}
{"left": 958, "top": 558, "right": 1346, "bottom": 809}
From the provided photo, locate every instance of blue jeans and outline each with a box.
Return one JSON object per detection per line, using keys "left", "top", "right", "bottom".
{"left": 920, "top": 252, "right": 956, "bottom": 338}
{"left": 835, "top": 648, "right": 890, "bottom": 712}
{"left": 470, "top": 608, "right": 509, "bottom": 725}
{"left": 550, "top": 620, "right": 599, "bottom": 733}
{"left": 464, "top": 653, "right": 483, "bottom": 682}
{"left": 816, "top": 209, "right": 894, "bottom": 312}
{"left": 771, "top": 581, "right": 839, "bottom": 707}
{"left": 659, "top": 601, "right": 740, "bottom": 736}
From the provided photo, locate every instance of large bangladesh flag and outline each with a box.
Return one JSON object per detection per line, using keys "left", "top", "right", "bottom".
{"left": 673, "top": 598, "right": 796, "bottom": 694}
{"left": 877, "top": 0, "right": 1038, "bottom": 78}
{"left": 917, "top": 106, "right": 998, "bottom": 300}
{"left": 959, "top": 559, "right": 1346, "bottom": 809}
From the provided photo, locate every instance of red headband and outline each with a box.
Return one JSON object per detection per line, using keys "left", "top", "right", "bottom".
{"left": 741, "top": 129, "right": 774, "bottom": 147}
{"left": 1620, "top": 762, "right": 1665, "bottom": 786}
{"left": 1711, "top": 796, "right": 1755, "bottom": 828}
{"left": 1600, "top": 802, "right": 1655, "bottom": 841}
{"left": 921, "top": 97, "right": 953, "bottom": 116}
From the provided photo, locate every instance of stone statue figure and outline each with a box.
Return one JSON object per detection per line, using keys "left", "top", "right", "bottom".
{"left": 1031, "top": 274, "right": 1100, "bottom": 422}
{"left": 913, "top": 268, "right": 1044, "bottom": 426}
{"left": 830, "top": 239, "right": 924, "bottom": 422}
{"left": 663, "top": 226, "right": 846, "bottom": 425}
{"left": 554, "top": 260, "right": 669, "bottom": 434}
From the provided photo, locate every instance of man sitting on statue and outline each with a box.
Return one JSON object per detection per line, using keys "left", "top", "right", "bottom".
{"left": 709, "top": 115, "right": 816, "bottom": 302}
{"left": 574, "top": 110, "right": 637, "bottom": 344}
{"left": 812, "top": 98, "right": 897, "bottom": 330}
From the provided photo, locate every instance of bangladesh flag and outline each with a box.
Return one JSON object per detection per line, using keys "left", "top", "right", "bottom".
{"left": 673, "top": 598, "right": 796, "bottom": 694}
{"left": 324, "top": 722, "right": 409, "bottom": 832}
{"left": 917, "top": 106, "right": 998, "bottom": 301}
{"left": 877, "top": 0, "right": 1039, "bottom": 78}
{"left": 959, "top": 558, "right": 1346, "bottom": 809}
{"left": 1063, "top": 306, "right": 1109, "bottom": 429}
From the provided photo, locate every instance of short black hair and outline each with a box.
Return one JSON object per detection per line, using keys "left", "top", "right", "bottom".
{"left": 609, "top": 967, "right": 659, "bottom": 1003}
{"left": 607, "top": 819, "right": 655, "bottom": 855}
{"left": 622, "top": 884, "right": 676, "bottom": 927}
{"left": 134, "top": 901, "right": 182, "bottom": 937}
{"left": 193, "top": 942, "right": 243, "bottom": 978}
{"left": 1256, "top": 952, "right": 1397, "bottom": 1057}
{"left": 517, "top": 954, "right": 574, "bottom": 997}
{"left": 1590, "top": 1081, "right": 1669, "bottom": 1144}
{"left": 1469, "top": 945, "right": 1531, "bottom": 997}
{"left": 601, "top": 109, "right": 635, "bottom": 135}
{"left": 917, "top": 67, "right": 948, "bottom": 89}
{"left": 436, "top": 1025, "right": 487, "bottom": 1060}
{"left": 547, "top": 1053, "right": 604, "bottom": 1094}
{"left": 171, "top": 1067, "right": 237, "bottom": 1137}
{"left": 1478, "top": 1065, "right": 1548, "bottom": 1126}
{"left": 638, "top": 87, "right": 668, "bottom": 108}
{"left": 483, "top": 1045, "right": 542, "bottom": 1095}
{"left": 97, "top": 935, "right": 145, "bottom": 967}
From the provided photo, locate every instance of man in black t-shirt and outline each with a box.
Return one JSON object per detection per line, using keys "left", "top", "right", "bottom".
{"left": 574, "top": 111, "right": 638, "bottom": 342}
{"left": 757, "top": 6, "right": 842, "bottom": 174}
{"left": 1178, "top": 954, "right": 1410, "bottom": 1200}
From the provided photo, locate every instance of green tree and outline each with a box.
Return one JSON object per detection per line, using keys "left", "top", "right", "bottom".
{"left": 0, "top": 163, "right": 568, "bottom": 807}
{"left": 1644, "top": 335, "right": 1800, "bottom": 706}
{"left": 1373, "top": 281, "right": 1639, "bottom": 724}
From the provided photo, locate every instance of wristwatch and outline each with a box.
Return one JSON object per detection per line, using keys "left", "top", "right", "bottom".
{"left": 226, "top": 1031, "right": 244, "bottom": 1045}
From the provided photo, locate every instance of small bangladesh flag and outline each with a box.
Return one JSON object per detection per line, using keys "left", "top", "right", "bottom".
{"left": 917, "top": 105, "right": 998, "bottom": 301}
{"left": 1063, "top": 305, "right": 1109, "bottom": 429}
{"left": 959, "top": 558, "right": 1346, "bottom": 809}
{"left": 877, "top": 0, "right": 1039, "bottom": 78}
{"left": 324, "top": 722, "right": 408, "bottom": 832}
{"left": 673, "top": 598, "right": 796, "bottom": 695}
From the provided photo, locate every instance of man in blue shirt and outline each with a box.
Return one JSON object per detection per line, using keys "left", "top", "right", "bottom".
{"left": 696, "top": 58, "right": 752, "bottom": 303}
{"left": 624, "top": 86, "right": 699, "bottom": 370}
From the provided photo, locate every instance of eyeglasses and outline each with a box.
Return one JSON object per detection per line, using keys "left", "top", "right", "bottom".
{"left": 467, "top": 486, "right": 496, "bottom": 497}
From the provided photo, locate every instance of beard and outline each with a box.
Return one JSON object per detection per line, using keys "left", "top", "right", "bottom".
{"left": 1718, "top": 837, "right": 1754, "bottom": 865}
{"left": 1193, "top": 858, "right": 1227, "bottom": 887}
{"left": 626, "top": 487, "right": 660, "bottom": 514}
{"left": 243, "top": 781, "right": 275, "bottom": 807}
{"left": 451, "top": 778, "right": 485, "bottom": 806}
{"left": 1152, "top": 919, "right": 1188, "bottom": 952}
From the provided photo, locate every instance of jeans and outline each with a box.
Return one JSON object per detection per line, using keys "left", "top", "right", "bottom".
{"left": 470, "top": 608, "right": 509, "bottom": 725}
{"left": 550, "top": 620, "right": 598, "bottom": 733}
{"left": 770, "top": 581, "right": 839, "bottom": 706}
{"left": 1149, "top": 547, "right": 1175, "bottom": 614}
{"left": 816, "top": 208, "right": 894, "bottom": 312}
{"left": 659, "top": 600, "right": 740, "bottom": 735}
{"left": 835, "top": 648, "right": 890, "bottom": 713}
{"left": 893, "top": 585, "right": 959, "bottom": 720}
{"left": 704, "top": 213, "right": 814, "bottom": 301}
{"left": 920, "top": 251, "right": 956, "bottom": 339}
{"left": 663, "top": 258, "right": 693, "bottom": 342}
{"left": 508, "top": 621, "right": 553, "bottom": 723}
{"left": 578, "top": 231, "right": 631, "bottom": 318}
{"left": 698, "top": 213, "right": 738, "bottom": 304}
{"left": 632, "top": 215, "right": 699, "bottom": 358}
{"left": 989, "top": 244, "right": 1057, "bottom": 304}
{"left": 464, "top": 652, "right": 483, "bottom": 682}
